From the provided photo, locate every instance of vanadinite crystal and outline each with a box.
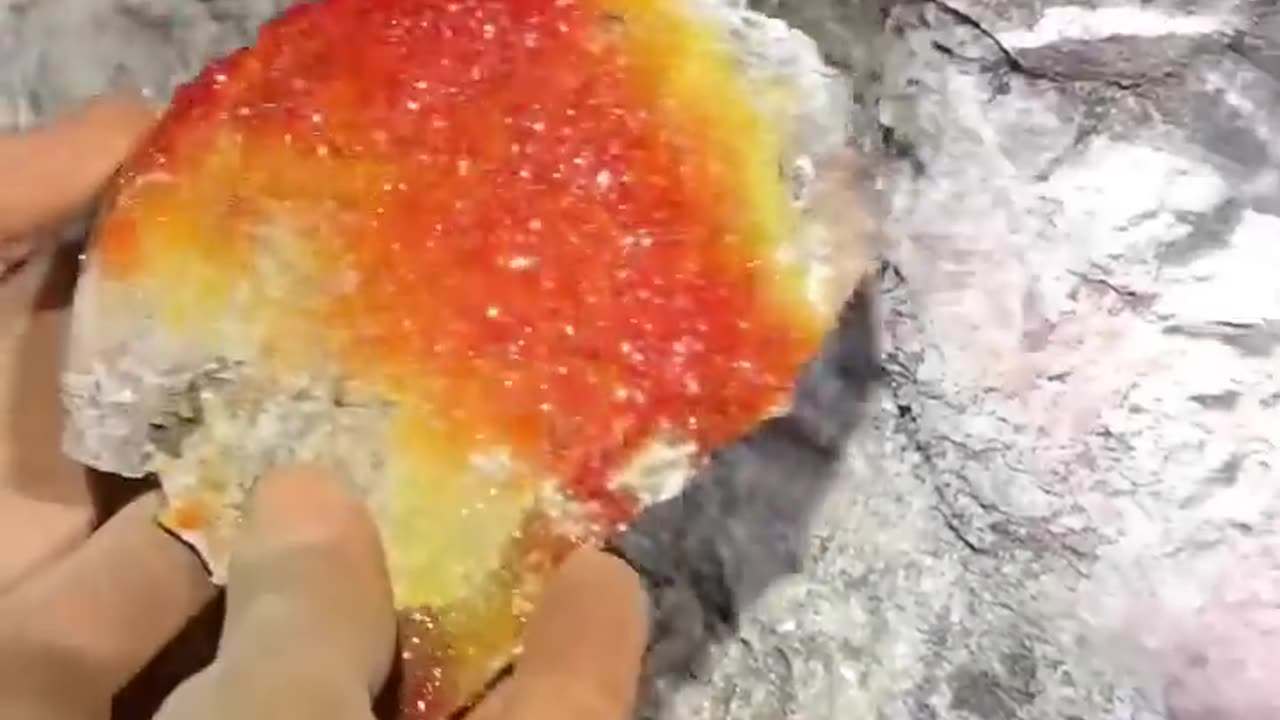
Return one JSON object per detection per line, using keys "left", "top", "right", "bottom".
{"left": 63, "top": 0, "right": 867, "bottom": 716}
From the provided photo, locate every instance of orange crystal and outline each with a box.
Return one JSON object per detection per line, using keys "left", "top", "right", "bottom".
{"left": 84, "top": 0, "right": 857, "bottom": 716}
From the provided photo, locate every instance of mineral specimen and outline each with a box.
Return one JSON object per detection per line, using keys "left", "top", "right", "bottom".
{"left": 61, "top": 0, "right": 869, "bottom": 716}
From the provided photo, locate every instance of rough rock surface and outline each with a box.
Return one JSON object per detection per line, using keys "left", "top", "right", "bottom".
{"left": 3, "top": 1, "right": 1279, "bottom": 719}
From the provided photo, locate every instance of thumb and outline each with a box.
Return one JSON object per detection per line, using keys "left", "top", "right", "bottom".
{"left": 157, "top": 465, "right": 396, "bottom": 720}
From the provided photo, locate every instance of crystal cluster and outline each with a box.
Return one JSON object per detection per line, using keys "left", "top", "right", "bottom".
{"left": 62, "top": 0, "right": 866, "bottom": 716}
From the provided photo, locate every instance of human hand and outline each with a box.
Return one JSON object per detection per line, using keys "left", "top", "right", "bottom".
{"left": 149, "top": 465, "right": 398, "bottom": 720}
{"left": 0, "top": 97, "right": 648, "bottom": 719}
{"left": 155, "top": 467, "right": 648, "bottom": 720}
{"left": 0, "top": 465, "right": 387, "bottom": 720}
{"left": 0, "top": 95, "right": 159, "bottom": 587}
{"left": 2, "top": 461, "right": 647, "bottom": 720}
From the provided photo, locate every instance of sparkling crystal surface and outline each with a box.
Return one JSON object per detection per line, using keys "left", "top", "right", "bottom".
{"left": 76, "top": 0, "right": 858, "bottom": 716}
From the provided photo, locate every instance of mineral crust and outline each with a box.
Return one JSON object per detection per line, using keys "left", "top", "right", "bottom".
{"left": 58, "top": 0, "right": 870, "bottom": 716}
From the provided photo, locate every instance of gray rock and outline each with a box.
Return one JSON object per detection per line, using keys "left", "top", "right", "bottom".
{"left": 0, "top": 0, "right": 287, "bottom": 127}
{"left": 4, "top": 0, "right": 1279, "bottom": 718}
{"left": 664, "top": 1, "right": 1278, "bottom": 719}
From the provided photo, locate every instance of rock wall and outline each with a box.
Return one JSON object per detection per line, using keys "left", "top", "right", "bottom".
{"left": 3, "top": 0, "right": 1278, "bottom": 718}
{"left": 679, "top": 2, "right": 1279, "bottom": 718}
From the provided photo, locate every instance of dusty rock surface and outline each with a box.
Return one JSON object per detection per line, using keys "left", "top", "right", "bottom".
{"left": 3, "top": 0, "right": 1278, "bottom": 718}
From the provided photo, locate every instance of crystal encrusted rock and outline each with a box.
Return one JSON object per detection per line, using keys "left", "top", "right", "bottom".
{"left": 62, "top": 0, "right": 871, "bottom": 715}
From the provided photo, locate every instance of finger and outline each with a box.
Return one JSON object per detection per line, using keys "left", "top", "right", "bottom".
{"left": 156, "top": 465, "right": 396, "bottom": 720}
{"left": 225, "top": 465, "right": 397, "bottom": 696}
{"left": 0, "top": 246, "right": 96, "bottom": 590}
{"left": 492, "top": 548, "right": 649, "bottom": 720}
{"left": 0, "top": 95, "right": 157, "bottom": 249}
{"left": 0, "top": 490, "right": 214, "bottom": 720}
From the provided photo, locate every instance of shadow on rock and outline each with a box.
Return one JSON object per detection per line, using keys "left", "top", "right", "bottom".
{"left": 609, "top": 273, "right": 883, "bottom": 715}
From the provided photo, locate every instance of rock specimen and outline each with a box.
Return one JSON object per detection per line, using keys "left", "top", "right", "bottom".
{"left": 57, "top": 0, "right": 869, "bottom": 716}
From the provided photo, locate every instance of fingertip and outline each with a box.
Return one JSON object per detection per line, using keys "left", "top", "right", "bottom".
{"left": 245, "top": 464, "right": 369, "bottom": 547}
{"left": 0, "top": 92, "right": 160, "bottom": 245}
{"left": 501, "top": 547, "right": 649, "bottom": 720}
